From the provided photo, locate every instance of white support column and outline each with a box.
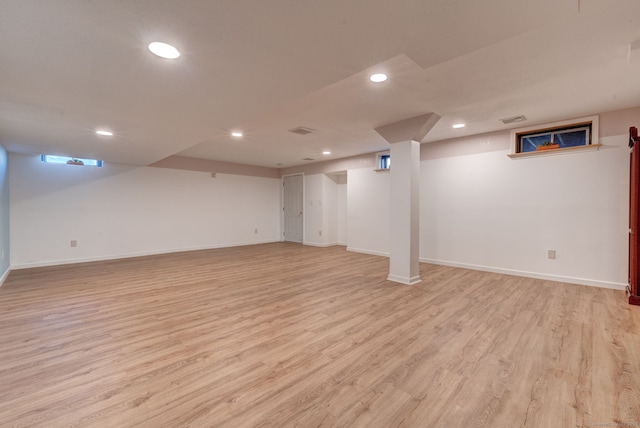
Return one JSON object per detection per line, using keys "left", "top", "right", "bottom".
{"left": 388, "top": 139, "right": 421, "bottom": 285}
{"left": 374, "top": 112, "right": 440, "bottom": 285}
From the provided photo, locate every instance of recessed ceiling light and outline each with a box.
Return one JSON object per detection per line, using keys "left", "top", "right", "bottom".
{"left": 452, "top": 123, "right": 465, "bottom": 129}
{"left": 96, "top": 130, "right": 113, "bottom": 136}
{"left": 148, "top": 42, "right": 180, "bottom": 59}
{"left": 322, "top": 151, "right": 331, "bottom": 155}
{"left": 370, "top": 73, "right": 388, "bottom": 83}
{"left": 231, "top": 131, "right": 243, "bottom": 137}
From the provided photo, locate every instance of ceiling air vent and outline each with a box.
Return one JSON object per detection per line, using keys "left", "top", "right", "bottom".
{"left": 500, "top": 115, "right": 527, "bottom": 125}
{"left": 289, "top": 127, "right": 315, "bottom": 135}
{"left": 302, "top": 158, "right": 314, "bottom": 161}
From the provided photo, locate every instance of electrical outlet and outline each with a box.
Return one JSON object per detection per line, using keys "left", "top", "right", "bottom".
{"left": 548, "top": 249, "right": 556, "bottom": 259}
{"left": 254, "top": 228, "right": 258, "bottom": 234}
{"left": 71, "top": 240, "right": 77, "bottom": 247}
{"left": 319, "top": 230, "right": 322, "bottom": 236}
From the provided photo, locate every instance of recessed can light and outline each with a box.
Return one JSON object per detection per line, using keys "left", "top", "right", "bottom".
{"left": 231, "top": 131, "right": 243, "bottom": 137}
{"left": 452, "top": 123, "right": 465, "bottom": 129}
{"left": 96, "top": 130, "right": 113, "bottom": 136}
{"left": 370, "top": 73, "right": 388, "bottom": 83}
{"left": 148, "top": 42, "right": 180, "bottom": 59}
{"left": 322, "top": 151, "right": 331, "bottom": 155}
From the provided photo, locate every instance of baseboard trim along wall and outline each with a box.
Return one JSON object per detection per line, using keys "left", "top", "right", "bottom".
{"left": 347, "top": 247, "right": 625, "bottom": 290}
{"left": 346, "top": 247, "right": 390, "bottom": 258}
{"left": 303, "top": 241, "right": 343, "bottom": 248}
{"left": 0, "top": 267, "right": 10, "bottom": 288}
{"left": 11, "top": 239, "right": 282, "bottom": 270}
{"left": 420, "top": 258, "right": 626, "bottom": 291}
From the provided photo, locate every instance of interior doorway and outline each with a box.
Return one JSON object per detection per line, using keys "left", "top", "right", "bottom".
{"left": 283, "top": 174, "right": 303, "bottom": 243}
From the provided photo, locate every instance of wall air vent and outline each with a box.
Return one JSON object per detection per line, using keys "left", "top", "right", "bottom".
{"left": 500, "top": 115, "right": 527, "bottom": 125}
{"left": 289, "top": 127, "right": 315, "bottom": 135}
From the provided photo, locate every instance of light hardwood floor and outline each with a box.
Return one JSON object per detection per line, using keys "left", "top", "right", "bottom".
{"left": 0, "top": 243, "right": 639, "bottom": 427}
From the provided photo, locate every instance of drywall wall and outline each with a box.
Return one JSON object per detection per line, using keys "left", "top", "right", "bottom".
{"left": 10, "top": 153, "right": 281, "bottom": 268}
{"left": 347, "top": 168, "right": 390, "bottom": 257}
{"left": 304, "top": 174, "right": 324, "bottom": 246}
{"left": 303, "top": 173, "right": 341, "bottom": 246}
{"left": 337, "top": 175, "right": 347, "bottom": 245}
{"left": 0, "top": 146, "right": 9, "bottom": 284}
{"left": 420, "top": 132, "right": 629, "bottom": 289}
{"left": 344, "top": 124, "right": 629, "bottom": 289}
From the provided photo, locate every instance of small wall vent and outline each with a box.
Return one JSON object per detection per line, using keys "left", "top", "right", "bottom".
{"left": 500, "top": 115, "right": 527, "bottom": 125}
{"left": 302, "top": 157, "right": 314, "bottom": 161}
{"left": 289, "top": 127, "right": 315, "bottom": 135}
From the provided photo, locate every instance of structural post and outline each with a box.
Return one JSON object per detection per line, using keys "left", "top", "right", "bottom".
{"left": 388, "top": 140, "right": 421, "bottom": 284}
{"left": 374, "top": 112, "right": 440, "bottom": 285}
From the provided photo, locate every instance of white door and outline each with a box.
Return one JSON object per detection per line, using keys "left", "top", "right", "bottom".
{"left": 283, "top": 174, "right": 303, "bottom": 243}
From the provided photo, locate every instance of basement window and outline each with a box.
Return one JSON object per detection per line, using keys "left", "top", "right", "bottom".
{"left": 41, "top": 155, "right": 104, "bottom": 167}
{"left": 375, "top": 151, "right": 391, "bottom": 170}
{"left": 517, "top": 123, "right": 591, "bottom": 153}
{"left": 508, "top": 115, "right": 600, "bottom": 158}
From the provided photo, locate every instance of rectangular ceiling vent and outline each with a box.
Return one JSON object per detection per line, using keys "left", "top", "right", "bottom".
{"left": 302, "top": 157, "right": 314, "bottom": 161}
{"left": 289, "top": 127, "right": 315, "bottom": 135}
{"left": 500, "top": 115, "right": 527, "bottom": 125}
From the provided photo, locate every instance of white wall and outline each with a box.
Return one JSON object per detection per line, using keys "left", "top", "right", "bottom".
{"left": 0, "top": 145, "right": 9, "bottom": 284}
{"left": 304, "top": 174, "right": 323, "bottom": 245}
{"left": 420, "top": 134, "right": 629, "bottom": 289}
{"left": 347, "top": 168, "right": 390, "bottom": 257}
{"left": 323, "top": 174, "right": 339, "bottom": 245}
{"left": 337, "top": 175, "right": 347, "bottom": 245}
{"left": 10, "top": 153, "right": 282, "bottom": 268}
{"left": 342, "top": 130, "right": 629, "bottom": 289}
{"left": 303, "top": 173, "right": 341, "bottom": 246}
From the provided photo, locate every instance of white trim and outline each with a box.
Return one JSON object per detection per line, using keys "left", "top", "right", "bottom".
{"left": 11, "top": 240, "right": 282, "bottom": 270}
{"left": 346, "top": 247, "right": 389, "bottom": 258}
{"left": 0, "top": 267, "right": 11, "bottom": 288}
{"left": 387, "top": 274, "right": 421, "bottom": 285}
{"left": 420, "top": 257, "right": 626, "bottom": 290}
{"left": 303, "top": 241, "right": 343, "bottom": 248}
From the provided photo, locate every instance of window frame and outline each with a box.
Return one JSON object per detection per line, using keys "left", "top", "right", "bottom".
{"left": 375, "top": 151, "right": 390, "bottom": 171}
{"left": 508, "top": 115, "right": 600, "bottom": 158}
{"left": 41, "top": 154, "right": 104, "bottom": 167}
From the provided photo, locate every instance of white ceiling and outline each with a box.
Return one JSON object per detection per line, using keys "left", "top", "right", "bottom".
{"left": 1, "top": 0, "right": 639, "bottom": 168}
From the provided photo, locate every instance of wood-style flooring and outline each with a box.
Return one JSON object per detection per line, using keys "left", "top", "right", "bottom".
{"left": 0, "top": 243, "right": 639, "bottom": 427}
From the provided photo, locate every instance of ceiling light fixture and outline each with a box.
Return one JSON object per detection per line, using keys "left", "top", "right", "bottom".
{"left": 231, "top": 131, "right": 243, "bottom": 137}
{"left": 148, "top": 42, "right": 180, "bottom": 59}
{"left": 96, "top": 130, "right": 113, "bottom": 136}
{"left": 370, "top": 73, "right": 388, "bottom": 83}
{"left": 452, "top": 123, "right": 465, "bottom": 129}
{"left": 322, "top": 151, "right": 331, "bottom": 155}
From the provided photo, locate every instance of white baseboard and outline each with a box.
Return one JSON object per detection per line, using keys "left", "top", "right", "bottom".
{"left": 387, "top": 274, "right": 421, "bottom": 285}
{"left": 11, "top": 239, "right": 282, "bottom": 270}
{"left": 303, "top": 241, "right": 343, "bottom": 248}
{"left": 420, "top": 257, "right": 626, "bottom": 290}
{"left": 0, "top": 266, "right": 10, "bottom": 288}
{"left": 346, "top": 247, "right": 390, "bottom": 258}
